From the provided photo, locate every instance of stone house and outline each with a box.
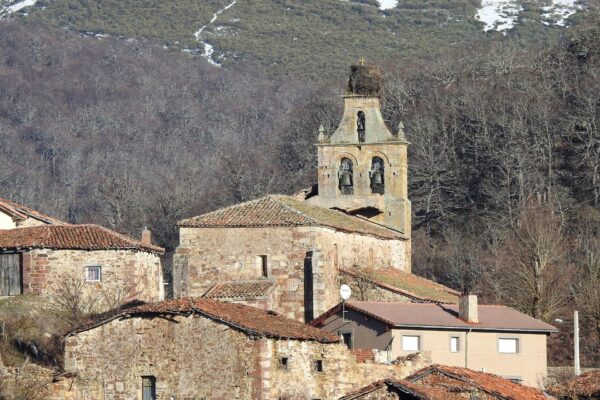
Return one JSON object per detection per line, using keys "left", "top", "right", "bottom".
{"left": 173, "top": 194, "right": 409, "bottom": 322}
{"left": 62, "top": 298, "right": 430, "bottom": 400}
{"left": 313, "top": 296, "right": 557, "bottom": 388}
{"left": 340, "top": 365, "right": 551, "bottom": 399}
{"left": 0, "top": 224, "right": 164, "bottom": 301}
{"left": 0, "top": 196, "right": 65, "bottom": 229}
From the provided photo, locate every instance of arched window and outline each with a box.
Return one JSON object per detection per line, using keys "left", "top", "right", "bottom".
{"left": 370, "top": 156, "right": 384, "bottom": 194}
{"left": 339, "top": 158, "right": 354, "bottom": 195}
{"left": 357, "top": 111, "right": 365, "bottom": 143}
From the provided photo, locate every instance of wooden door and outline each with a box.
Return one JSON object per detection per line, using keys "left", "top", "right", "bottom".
{"left": 0, "top": 253, "right": 22, "bottom": 296}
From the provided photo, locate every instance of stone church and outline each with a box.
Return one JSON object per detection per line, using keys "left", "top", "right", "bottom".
{"left": 172, "top": 64, "right": 458, "bottom": 322}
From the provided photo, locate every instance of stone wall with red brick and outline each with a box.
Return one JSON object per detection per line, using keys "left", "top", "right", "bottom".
{"left": 172, "top": 226, "right": 406, "bottom": 322}
{"left": 22, "top": 248, "right": 163, "bottom": 303}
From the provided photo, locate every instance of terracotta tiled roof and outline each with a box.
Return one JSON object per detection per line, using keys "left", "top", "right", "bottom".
{"left": 0, "top": 224, "right": 164, "bottom": 254}
{"left": 178, "top": 195, "right": 404, "bottom": 240}
{"left": 340, "top": 268, "right": 460, "bottom": 304}
{"left": 340, "top": 378, "right": 461, "bottom": 400}
{"left": 204, "top": 280, "right": 276, "bottom": 300}
{"left": 70, "top": 298, "right": 339, "bottom": 343}
{"left": 316, "top": 301, "right": 557, "bottom": 333}
{"left": 407, "top": 365, "right": 550, "bottom": 400}
{"left": 0, "top": 196, "right": 65, "bottom": 225}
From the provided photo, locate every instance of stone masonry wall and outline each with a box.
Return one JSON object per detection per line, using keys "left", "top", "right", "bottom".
{"left": 64, "top": 314, "right": 262, "bottom": 400}
{"left": 63, "top": 313, "right": 431, "bottom": 400}
{"left": 266, "top": 339, "right": 431, "bottom": 399}
{"left": 173, "top": 226, "right": 406, "bottom": 321}
{"left": 22, "top": 248, "right": 163, "bottom": 303}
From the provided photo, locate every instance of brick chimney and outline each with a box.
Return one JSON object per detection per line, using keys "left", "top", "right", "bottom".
{"left": 141, "top": 227, "right": 152, "bottom": 245}
{"left": 459, "top": 294, "right": 479, "bottom": 323}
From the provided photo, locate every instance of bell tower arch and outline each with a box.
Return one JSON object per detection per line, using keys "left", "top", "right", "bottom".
{"left": 307, "top": 64, "right": 411, "bottom": 240}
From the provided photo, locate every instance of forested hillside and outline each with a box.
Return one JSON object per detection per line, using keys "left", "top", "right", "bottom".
{"left": 1, "top": 9, "right": 600, "bottom": 366}
{"left": 3, "top": 0, "right": 588, "bottom": 79}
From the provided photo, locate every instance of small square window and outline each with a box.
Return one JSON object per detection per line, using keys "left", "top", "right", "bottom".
{"left": 450, "top": 336, "right": 460, "bottom": 353}
{"left": 85, "top": 266, "right": 102, "bottom": 282}
{"left": 498, "top": 338, "right": 519, "bottom": 354}
{"left": 402, "top": 335, "right": 420, "bottom": 352}
{"left": 279, "top": 357, "right": 289, "bottom": 370}
{"left": 313, "top": 360, "right": 323, "bottom": 372}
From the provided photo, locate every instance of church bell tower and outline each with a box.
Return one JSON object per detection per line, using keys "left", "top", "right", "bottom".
{"left": 306, "top": 64, "right": 411, "bottom": 237}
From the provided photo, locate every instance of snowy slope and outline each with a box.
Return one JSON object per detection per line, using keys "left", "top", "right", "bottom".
{"left": 0, "top": 0, "right": 38, "bottom": 17}
{"left": 476, "top": 0, "right": 584, "bottom": 32}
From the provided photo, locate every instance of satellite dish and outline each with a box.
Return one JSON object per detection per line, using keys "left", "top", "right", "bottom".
{"left": 340, "top": 284, "right": 352, "bottom": 301}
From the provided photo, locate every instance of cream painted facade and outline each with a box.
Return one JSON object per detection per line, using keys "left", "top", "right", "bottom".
{"left": 0, "top": 210, "right": 16, "bottom": 229}
{"left": 318, "top": 309, "right": 549, "bottom": 389}
{"left": 390, "top": 329, "right": 548, "bottom": 388}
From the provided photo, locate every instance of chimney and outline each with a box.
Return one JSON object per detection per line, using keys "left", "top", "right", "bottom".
{"left": 141, "top": 226, "right": 152, "bottom": 245}
{"left": 459, "top": 294, "right": 479, "bottom": 323}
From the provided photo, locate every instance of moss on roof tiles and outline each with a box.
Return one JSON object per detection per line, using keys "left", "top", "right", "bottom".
{"left": 179, "top": 195, "right": 404, "bottom": 240}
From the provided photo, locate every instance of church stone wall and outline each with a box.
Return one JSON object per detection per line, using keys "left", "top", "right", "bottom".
{"left": 173, "top": 226, "right": 406, "bottom": 321}
{"left": 21, "top": 248, "right": 163, "bottom": 303}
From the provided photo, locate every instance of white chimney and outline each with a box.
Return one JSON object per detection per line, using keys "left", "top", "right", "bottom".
{"left": 459, "top": 294, "right": 479, "bottom": 323}
{"left": 141, "top": 227, "right": 152, "bottom": 245}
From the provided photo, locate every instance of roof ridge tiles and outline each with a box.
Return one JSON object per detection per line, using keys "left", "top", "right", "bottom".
{"left": 69, "top": 298, "right": 339, "bottom": 343}
{"left": 178, "top": 194, "right": 404, "bottom": 240}
{"left": 0, "top": 224, "right": 164, "bottom": 254}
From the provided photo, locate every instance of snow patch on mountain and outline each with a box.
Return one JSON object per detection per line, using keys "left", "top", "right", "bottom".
{"left": 542, "top": 0, "right": 583, "bottom": 26}
{"left": 477, "top": 0, "right": 584, "bottom": 32}
{"left": 378, "top": 0, "right": 398, "bottom": 10}
{"left": 476, "top": 0, "right": 522, "bottom": 32}
{"left": 193, "top": 0, "right": 236, "bottom": 67}
{"left": 0, "top": 0, "right": 38, "bottom": 17}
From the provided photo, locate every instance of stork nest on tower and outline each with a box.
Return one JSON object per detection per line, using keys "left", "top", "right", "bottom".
{"left": 346, "top": 64, "right": 384, "bottom": 97}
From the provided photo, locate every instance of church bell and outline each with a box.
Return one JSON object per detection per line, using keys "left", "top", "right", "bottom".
{"left": 340, "top": 173, "right": 352, "bottom": 187}
{"left": 371, "top": 171, "right": 383, "bottom": 185}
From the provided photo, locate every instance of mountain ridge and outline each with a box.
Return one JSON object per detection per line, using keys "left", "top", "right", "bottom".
{"left": 0, "top": 0, "right": 589, "bottom": 80}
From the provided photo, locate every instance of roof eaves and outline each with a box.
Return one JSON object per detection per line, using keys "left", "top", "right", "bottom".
{"left": 0, "top": 203, "right": 26, "bottom": 220}
{"left": 344, "top": 302, "right": 398, "bottom": 326}
{"left": 390, "top": 323, "right": 558, "bottom": 333}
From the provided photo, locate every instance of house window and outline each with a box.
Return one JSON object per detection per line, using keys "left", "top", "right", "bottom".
{"left": 85, "top": 266, "right": 102, "bottom": 282}
{"left": 258, "top": 255, "right": 268, "bottom": 277}
{"left": 142, "top": 376, "right": 156, "bottom": 400}
{"left": 402, "top": 335, "right": 420, "bottom": 352}
{"left": 341, "top": 332, "right": 353, "bottom": 349}
{"left": 450, "top": 336, "right": 460, "bottom": 353}
{"left": 313, "top": 360, "right": 323, "bottom": 372}
{"left": 279, "top": 357, "right": 289, "bottom": 370}
{"left": 498, "top": 338, "right": 519, "bottom": 354}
